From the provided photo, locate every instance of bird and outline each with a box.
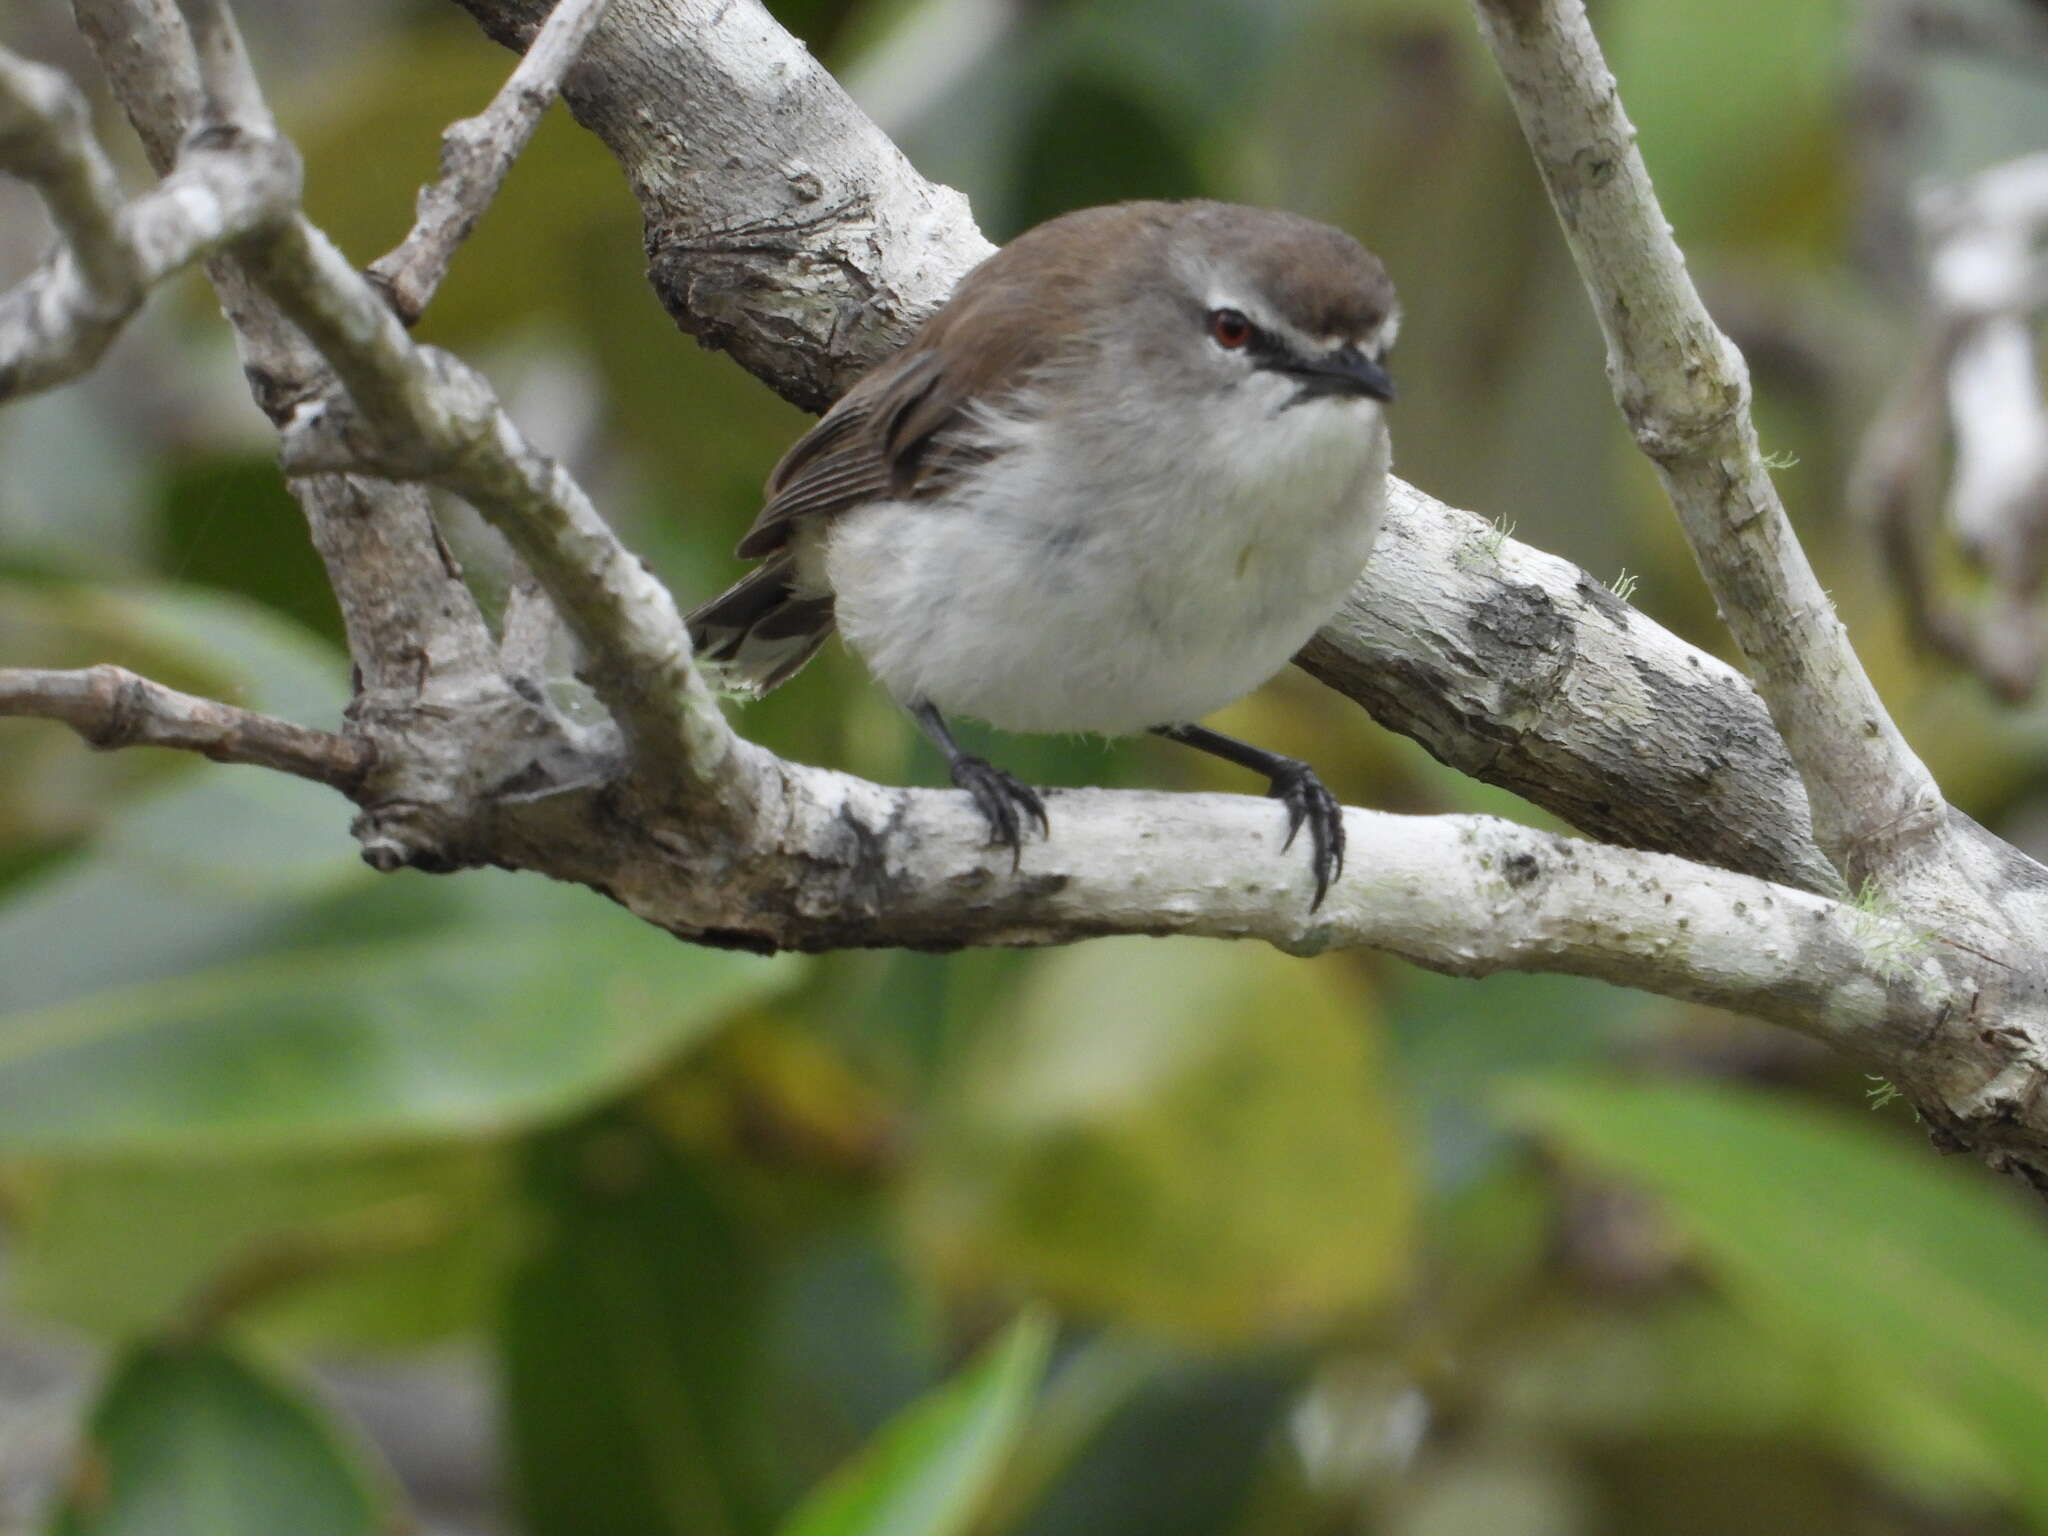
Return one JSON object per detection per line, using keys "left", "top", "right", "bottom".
{"left": 687, "top": 199, "right": 1397, "bottom": 909}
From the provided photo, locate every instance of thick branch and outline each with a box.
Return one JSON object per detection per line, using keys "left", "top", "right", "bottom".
{"left": 0, "top": 649, "right": 1967, "bottom": 1112}
{"left": 476, "top": 764, "right": 1952, "bottom": 1066}
{"left": 8, "top": 0, "right": 2048, "bottom": 1187}
{"left": 447, "top": 0, "right": 1844, "bottom": 895}
{"left": 1468, "top": 0, "right": 1946, "bottom": 892}
{"left": 0, "top": 665, "right": 372, "bottom": 790}
{"left": 1303, "top": 482, "right": 1842, "bottom": 896}
{"left": 428, "top": 0, "right": 2048, "bottom": 1186}
{"left": 368, "top": 0, "right": 614, "bottom": 323}
{"left": 451, "top": 0, "right": 992, "bottom": 411}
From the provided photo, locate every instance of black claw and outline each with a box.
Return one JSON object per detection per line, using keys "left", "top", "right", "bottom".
{"left": 1150, "top": 723, "right": 1347, "bottom": 911}
{"left": 1267, "top": 761, "right": 1345, "bottom": 911}
{"left": 951, "top": 755, "right": 1048, "bottom": 869}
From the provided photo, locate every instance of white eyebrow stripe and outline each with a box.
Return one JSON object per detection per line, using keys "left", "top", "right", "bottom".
{"left": 1263, "top": 316, "right": 1319, "bottom": 356}
{"left": 1203, "top": 287, "right": 1375, "bottom": 359}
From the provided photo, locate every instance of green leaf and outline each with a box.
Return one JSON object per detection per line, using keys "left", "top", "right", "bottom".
{"left": 1389, "top": 966, "right": 1660, "bottom": 1189}
{"left": 909, "top": 938, "right": 1413, "bottom": 1344}
{"left": 0, "top": 870, "right": 802, "bottom": 1154}
{"left": 0, "top": 583, "right": 358, "bottom": 1010}
{"left": 502, "top": 1112, "right": 780, "bottom": 1536}
{"left": 1504, "top": 1076, "right": 2048, "bottom": 1518}
{"left": 48, "top": 1337, "right": 391, "bottom": 1536}
{"left": 1492, "top": 1295, "right": 2002, "bottom": 1501}
{"left": 1604, "top": 0, "right": 1841, "bottom": 247}
{"left": 777, "top": 1310, "right": 1052, "bottom": 1536}
{"left": 0, "top": 583, "right": 348, "bottom": 901}
{"left": 9, "top": 1145, "right": 514, "bottom": 1348}
{"left": 156, "top": 458, "right": 347, "bottom": 650}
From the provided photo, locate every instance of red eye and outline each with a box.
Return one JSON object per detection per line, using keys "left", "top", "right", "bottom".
{"left": 1208, "top": 308, "right": 1254, "bottom": 349}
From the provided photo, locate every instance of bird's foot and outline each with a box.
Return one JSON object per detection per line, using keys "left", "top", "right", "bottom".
{"left": 1266, "top": 759, "right": 1345, "bottom": 911}
{"left": 951, "top": 754, "right": 1049, "bottom": 869}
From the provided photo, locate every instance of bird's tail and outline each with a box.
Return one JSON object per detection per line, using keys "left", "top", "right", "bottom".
{"left": 685, "top": 553, "right": 836, "bottom": 697}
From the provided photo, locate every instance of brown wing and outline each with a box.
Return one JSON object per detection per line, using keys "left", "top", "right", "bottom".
{"left": 732, "top": 202, "right": 1183, "bottom": 561}
{"left": 734, "top": 351, "right": 944, "bottom": 558}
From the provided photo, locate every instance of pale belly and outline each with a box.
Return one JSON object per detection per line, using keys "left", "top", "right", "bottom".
{"left": 819, "top": 401, "right": 1390, "bottom": 736}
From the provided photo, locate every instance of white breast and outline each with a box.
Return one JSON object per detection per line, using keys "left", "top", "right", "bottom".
{"left": 819, "top": 385, "right": 1389, "bottom": 737}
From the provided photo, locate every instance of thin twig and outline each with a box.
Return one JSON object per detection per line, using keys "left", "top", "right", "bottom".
{"left": 174, "top": 0, "right": 271, "bottom": 136}
{"left": 0, "top": 665, "right": 373, "bottom": 791}
{"left": 0, "top": 49, "right": 136, "bottom": 299}
{"left": 368, "top": 0, "right": 614, "bottom": 324}
{"left": 0, "top": 43, "right": 298, "bottom": 402}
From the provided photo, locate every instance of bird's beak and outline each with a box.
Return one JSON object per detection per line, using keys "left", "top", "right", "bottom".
{"left": 1280, "top": 345, "right": 1394, "bottom": 402}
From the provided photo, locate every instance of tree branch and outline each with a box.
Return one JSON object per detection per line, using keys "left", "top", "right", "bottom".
{"left": 252, "top": 217, "right": 750, "bottom": 819}
{"left": 1302, "top": 482, "right": 1844, "bottom": 897}
{"left": 1469, "top": 0, "right": 1948, "bottom": 892}
{"left": 368, "top": 0, "right": 614, "bottom": 324}
{"left": 120, "top": 0, "right": 739, "bottom": 815}
{"left": 0, "top": 49, "right": 133, "bottom": 296}
{"left": 1856, "top": 154, "right": 2048, "bottom": 703}
{"left": 450, "top": 0, "right": 993, "bottom": 412}
{"left": 447, "top": 0, "right": 1848, "bottom": 897}
{"left": 486, "top": 765, "right": 1949, "bottom": 1069}
{"left": 71, "top": 0, "right": 511, "bottom": 858}
{"left": 430, "top": 0, "right": 2048, "bottom": 1183}
{"left": 0, "top": 43, "right": 295, "bottom": 401}
{"left": 0, "top": 646, "right": 1960, "bottom": 1108}
{"left": 0, "top": 665, "right": 373, "bottom": 790}
{"left": 8, "top": 0, "right": 2045, "bottom": 1183}
{"left": 64, "top": 0, "right": 752, "bottom": 851}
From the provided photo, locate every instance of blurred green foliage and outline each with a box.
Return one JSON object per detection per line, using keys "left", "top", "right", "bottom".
{"left": 49, "top": 1339, "right": 391, "bottom": 1536}
{"left": 7, "top": 0, "right": 2048, "bottom": 1531}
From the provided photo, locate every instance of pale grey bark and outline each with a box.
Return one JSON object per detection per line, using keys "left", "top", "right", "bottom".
{"left": 1300, "top": 482, "right": 1842, "bottom": 897}
{"left": 1464, "top": 0, "right": 2048, "bottom": 1179}
{"left": 367, "top": 0, "right": 615, "bottom": 323}
{"left": 0, "top": 665, "right": 372, "bottom": 790}
{"left": 1470, "top": 0, "right": 1948, "bottom": 899}
{"left": 3, "top": 0, "right": 2047, "bottom": 1186}
{"left": 449, "top": 0, "right": 1846, "bottom": 897}
{"left": 0, "top": 46, "right": 294, "bottom": 400}
{"left": 450, "top": 0, "right": 992, "bottom": 413}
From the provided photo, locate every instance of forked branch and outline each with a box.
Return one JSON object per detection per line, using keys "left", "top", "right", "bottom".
{"left": 1470, "top": 0, "right": 1950, "bottom": 896}
{"left": 1, "top": 0, "right": 2045, "bottom": 1184}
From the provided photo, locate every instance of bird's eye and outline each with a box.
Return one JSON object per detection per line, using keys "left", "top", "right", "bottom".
{"left": 1208, "top": 308, "right": 1255, "bottom": 350}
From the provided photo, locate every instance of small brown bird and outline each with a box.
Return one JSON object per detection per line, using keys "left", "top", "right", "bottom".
{"left": 689, "top": 200, "right": 1397, "bottom": 908}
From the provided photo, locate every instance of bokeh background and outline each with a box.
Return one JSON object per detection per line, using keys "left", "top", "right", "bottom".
{"left": 7, "top": 0, "right": 2048, "bottom": 1531}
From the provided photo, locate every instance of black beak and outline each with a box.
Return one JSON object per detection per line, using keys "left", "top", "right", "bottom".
{"left": 1273, "top": 345, "right": 1395, "bottom": 403}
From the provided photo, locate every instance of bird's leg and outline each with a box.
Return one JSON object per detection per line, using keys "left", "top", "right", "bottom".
{"left": 910, "top": 700, "right": 1049, "bottom": 868}
{"left": 1151, "top": 722, "right": 1345, "bottom": 910}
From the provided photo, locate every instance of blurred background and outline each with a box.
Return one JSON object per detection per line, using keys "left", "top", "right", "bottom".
{"left": 7, "top": 0, "right": 2048, "bottom": 1531}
